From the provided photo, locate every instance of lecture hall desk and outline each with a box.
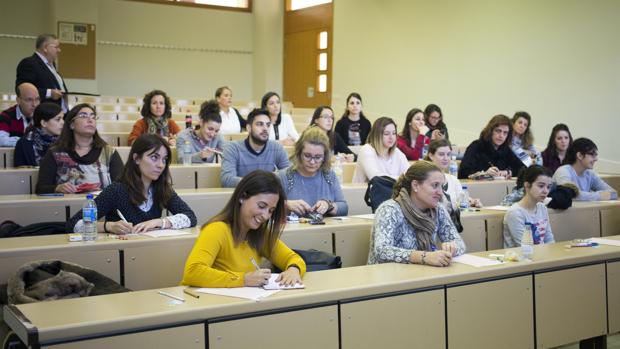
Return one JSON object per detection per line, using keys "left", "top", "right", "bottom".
{"left": 4, "top": 236, "right": 620, "bottom": 349}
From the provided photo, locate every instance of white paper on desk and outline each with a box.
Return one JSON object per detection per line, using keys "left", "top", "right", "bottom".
{"left": 452, "top": 254, "right": 503, "bottom": 267}
{"left": 483, "top": 205, "right": 510, "bottom": 211}
{"left": 263, "top": 274, "right": 305, "bottom": 290}
{"left": 590, "top": 238, "right": 620, "bottom": 247}
{"left": 143, "top": 229, "right": 191, "bottom": 238}
{"left": 352, "top": 214, "right": 375, "bottom": 220}
{"left": 195, "top": 287, "right": 280, "bottom": 301}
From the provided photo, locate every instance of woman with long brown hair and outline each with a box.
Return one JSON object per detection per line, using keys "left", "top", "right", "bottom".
{"left": 182, "top": 170, "right": 306, "bottom": 288}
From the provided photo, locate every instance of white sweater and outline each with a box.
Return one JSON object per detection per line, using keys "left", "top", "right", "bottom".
{"left": 352, "top": 144, "right": 409, "bottom": 183}
{"left": 269, "top": 113, "right": 299, "bottom": 141}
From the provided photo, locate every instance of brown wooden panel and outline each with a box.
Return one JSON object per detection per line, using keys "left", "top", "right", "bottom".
{"left": 285, "top": 3, "right": 332, "bottom": 34}
{"left": 58, "top": 22, "right": 96, "bottom": 79}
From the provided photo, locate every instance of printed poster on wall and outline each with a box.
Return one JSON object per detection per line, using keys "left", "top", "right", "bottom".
{"left": 59, "top": 22, "right": 88, "bottom": 45}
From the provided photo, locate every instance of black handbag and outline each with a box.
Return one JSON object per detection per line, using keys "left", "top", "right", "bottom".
{"left": 364, "top": 176, "right": 396, "bottom": 213}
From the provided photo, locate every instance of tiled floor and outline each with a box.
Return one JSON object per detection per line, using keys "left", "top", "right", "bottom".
{"left": 554, "top": 333, "right": 620, "bottom": 348}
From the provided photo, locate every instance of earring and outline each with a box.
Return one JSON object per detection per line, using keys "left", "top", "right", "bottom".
{"left": 239, "top": 199, "right": 244, "bottom": 204}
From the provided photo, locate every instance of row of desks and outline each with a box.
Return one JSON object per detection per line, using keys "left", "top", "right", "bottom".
{"left": 1, "top": 201, "right": 619, "bottom": 291}
{"left": 4, "top": 236, "right": 620, "bottom": 348}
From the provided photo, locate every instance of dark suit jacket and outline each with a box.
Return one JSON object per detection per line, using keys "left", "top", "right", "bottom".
{"left": 16, "top": 53, "right": 68, "bottom": 105}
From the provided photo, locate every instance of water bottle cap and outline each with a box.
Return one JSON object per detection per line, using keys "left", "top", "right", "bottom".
{"left": 462, "top": 185, "right": 468, "bottom": 189}
{"left": 86, "top": 194, "right": 94, "bottom": 199}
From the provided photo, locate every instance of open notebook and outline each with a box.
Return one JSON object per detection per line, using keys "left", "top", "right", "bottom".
{"left": 263, "top": 273, "right": 305, "bottom": 290}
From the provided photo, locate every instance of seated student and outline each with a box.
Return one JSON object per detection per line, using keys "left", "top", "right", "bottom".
{"left": 510, "top": 111, "right": 543, "bottom": 167}
{"left": 128, "top": 89, "right": 180, "bottom": 146}
{"left": 424, "top": 104, "right": 449, "bottom": 140}
{"left": 368, "top": 161, "right": 466, "bottom": 266}
{"left": 427, "top": 139, "right": 482, "bottom": 214}
{"left": 67, "top": 134, "right": 197, "bottom": 234}
{"left": 278, "top": 127, "right": 348, "bottom": 217}
{"left": 14, "top": 102, "right": 64, "bottom": 167}
{"left": 541, "top": 123, "right": 573, "bottom": 173}
{"left": 352, "top": 117, "right": 409, "bottom": 183}
{"left": 220, "top": 108, "right": 290, "bottom": 187}
{"left": 262, "top": 92, "right": 299, "bottom": 146}
{"left": 0, "top": 83, "right": 40, "bottom": 146}
{"left": 182, "top": 170, "right": 306, "bottom": 288}
{"left": 553, "top": 138, "right": 617, "bottom": 201}
{"left": 334, "top": 93, "right": 372, "bottom": 146}
{"left": 36, "top": 103, "right": 123, "bottom": 194}
{"left": 309, "top": 106, "right": 355, "bottom": 162}
{"left": 503, "top": 165, "right": 555, "bottom": 248}
{"left": 458, "top": 114, "right": 524, "bottom": 179}
{"left": 216, "top": 86, "right": 246, "bottom": 135}
{"left": 396, "top": 108, "right": 434, "bottom": 160}
{"left": 175, "top": 100, "right": 223, "bottom": 163}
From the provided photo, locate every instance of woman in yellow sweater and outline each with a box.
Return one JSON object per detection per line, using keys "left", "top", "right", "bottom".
{"left": 182, "top": 170, "right": 306, "bottom": 288}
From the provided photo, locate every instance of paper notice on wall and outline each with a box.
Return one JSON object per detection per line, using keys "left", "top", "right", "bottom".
{"left": 59, "top": 22, "right": 88, "bottom": 45}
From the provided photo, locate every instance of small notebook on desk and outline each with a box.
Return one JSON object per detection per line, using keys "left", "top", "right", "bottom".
{"left": 263, "top": 273, "right": 305, "bottom": 290}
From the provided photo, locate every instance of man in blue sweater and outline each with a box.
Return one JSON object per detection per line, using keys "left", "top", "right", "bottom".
{"left": 220, "top": 108, "right": 290, "bottom": 187}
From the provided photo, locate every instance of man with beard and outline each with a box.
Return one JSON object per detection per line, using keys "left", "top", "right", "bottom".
{"left": 220, "top": 108, "right": 290, "bottom": 187}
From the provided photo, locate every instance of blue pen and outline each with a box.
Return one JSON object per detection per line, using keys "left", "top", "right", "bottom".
{"left": 430, "top": 243, "right": 437, "bottom": 251}
{"left": 38, "top": 193, "right": 64, "bottom": 196}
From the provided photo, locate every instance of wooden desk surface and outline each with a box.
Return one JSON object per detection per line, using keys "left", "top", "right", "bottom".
{"left": 5, "top": 236, "right": 620, "bottom": 346}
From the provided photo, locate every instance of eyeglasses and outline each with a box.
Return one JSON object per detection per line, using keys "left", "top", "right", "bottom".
{"left": 76, "top": 112, "right": 98, "bottom": 120}
{"left": 302, "top": 153, "right": 324, "bottom": 163}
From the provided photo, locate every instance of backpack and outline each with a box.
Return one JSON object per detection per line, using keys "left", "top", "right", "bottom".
{"left": 364, "top": 176, "right": 396, "bottom": 213}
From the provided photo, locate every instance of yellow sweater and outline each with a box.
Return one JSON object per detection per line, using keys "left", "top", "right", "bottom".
{"left": 182, "top": 221, "right": 306, "bottom": 288}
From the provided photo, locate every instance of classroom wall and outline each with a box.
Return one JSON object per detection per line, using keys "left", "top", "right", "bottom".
{"left": 0, "top": 0, "right": 255, "bottom": 101}
{"left": 252, "top": 0, "right": 284, "bottom": 102}
{"left": 332, "top": 0, "right": 620, "bottom": 172}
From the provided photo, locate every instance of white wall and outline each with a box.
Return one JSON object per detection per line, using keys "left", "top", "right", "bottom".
{"left": 252, "top": 0, "right": 284, "bottom": 102}
{"left": 332, "top": 0, "right": 620, "bottom": 171}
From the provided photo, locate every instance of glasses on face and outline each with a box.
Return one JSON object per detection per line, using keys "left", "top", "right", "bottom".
{"left": 302, "top": 153, "right": 324, "bottom": 163}
{"left": 76, "top": 112, "right": 98, "bottom": 120}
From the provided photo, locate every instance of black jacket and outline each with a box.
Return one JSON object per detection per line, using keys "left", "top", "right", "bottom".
{"left": 16, "top": 53, "right": 68, "bottom": 105}
{"left": 458, "top": 139, "right": 524, "bottom": 179}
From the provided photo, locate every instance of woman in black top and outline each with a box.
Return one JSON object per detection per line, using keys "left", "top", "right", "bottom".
{"left": 309, "top": 105, "right": 355, "bottom": 162}
{"left": 35, "top": 103, "right": 123, "bottom": 194}
{"left": 14, "top": 103, "right": 64, "bottom": 167}
{"left": 458, "top": 114, "right": 524, "bottom": 179}
{"left": 67, "top": 134, "right": 197, "bottom": 234}
{"left": 334, "top": 93, "right": 371, "bottom": 146}
{"left": 424, "top": 104, "right": 449, "bottom": 140}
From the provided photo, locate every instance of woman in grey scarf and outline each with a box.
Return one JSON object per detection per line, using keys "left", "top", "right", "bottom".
{"left": 367, "top": 161, "right": 466, "bottom": 266}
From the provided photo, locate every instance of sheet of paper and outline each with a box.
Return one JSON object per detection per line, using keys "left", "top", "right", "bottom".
{"left": 352, "top": 214, "right": 375, "bottom": 220}
{"left": 483, "top": 205, "right": 510, "bottom": 211}
{"left": 263, "top": 273, "right": 305, "bottom": 290}
{"left": 452, "top": 254, "right": 503, "bottom": 267}
{"left": 195, "top": 287, "right": 280, "bottom": 301}
{"left": 143, "top": 229, "right": 192, "bottom": 238}
{"left": 590, "top": 238, "right": 620, "bottom": 247}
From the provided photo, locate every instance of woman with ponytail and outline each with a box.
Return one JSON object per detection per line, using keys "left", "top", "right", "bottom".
{"left": 368, "top": 161, "right": 466, "bottom": 267}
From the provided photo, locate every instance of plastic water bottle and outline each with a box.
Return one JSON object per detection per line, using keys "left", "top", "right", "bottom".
{"left": 183, "top": 140, "right": 192, "bottom": 166}
{"left": 333, "top": 155, "right": 343, "bottom": 184}
{"left": 521, "top": 225, "right": 534, "bottom": 260}
{"left": 458, "top": 185, "right": 470, "bottom": 210}
{"left": 449, "top": 156, "right": 458, "bottom": 177}
{"left": 185, "top": 113, "right": 192, "bottom": 129}
{"left": 82, "top": 194, "right": 97, "bottom": 242}
{"left": 421, "top": 143, "right": 429, "bottom": 160}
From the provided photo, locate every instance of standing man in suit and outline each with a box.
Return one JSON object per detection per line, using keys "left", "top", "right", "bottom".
{"left": 16, "top": 34, "right": 68, "bottom": 111}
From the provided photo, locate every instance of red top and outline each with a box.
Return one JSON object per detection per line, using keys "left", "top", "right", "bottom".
{"left": 396, "top": 134, "right": 429, "bottom": 160}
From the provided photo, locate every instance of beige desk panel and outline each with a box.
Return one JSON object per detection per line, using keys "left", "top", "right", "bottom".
{"left": 178, "top": 190, "right": 233, "bottom": 224}
{"left": 549, "top": 207, "right": 600, "bottom": 241}
{"left": 341, "top": 183, "right": 371, "bottom": 215}
{"left": 0, "top": 203, "right": 67, "bottom": 226}
{"left": 45, "top": 323, "right": 204, "bottom": 349}
{"left": 0, "top": 147, "right": 13, "bottom": 168}
{"left": 340, "top": 289, "right": 445, "bottom": 349}
{"left": 601, "top": 207, "right": 620, "bottom": 237}
{"left": 208, "top": 305, "right": 338, "bottom": 349}
{"left": 486, "top": 216, "right": 504, "bottom": 250}
{"left": 463, "top": 179, "right": 511, "bottom": 206}
{"left": 535, "top": 263, "right": 607, "bottom": 349}
{"left": 170, "top": 166, "right": 196, "bottom": 189}
{"left": 0, "top": 249, "right": 120, "bottom": 284}
{"left": 0, "top": 169, "right": 32, "bottom": 195}
{"left": 460, "top": 215, "right": 486, "bottom": 252}
{"left": 124, "top": 239, "right": 196, "bottom": 290}
{"left": 447, "top": 275, "right": 534, "bottom": 349}
{"left": 334, "top": 226, "right": 372, "bottom": 267}
{"left": 195, "top": 164, "right": 221, "bottom": 188}
{"left": 608, "top": 261, "right": 620, "bottom": 334}
{"left": 280, "top": 229, "right": 332, "bottom": 254}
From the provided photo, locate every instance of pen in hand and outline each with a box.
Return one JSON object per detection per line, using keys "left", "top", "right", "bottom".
{"left": 117, "top": 209, "right": 128, "bottom": 223}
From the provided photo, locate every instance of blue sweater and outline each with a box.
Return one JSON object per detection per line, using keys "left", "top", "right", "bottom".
{"left": 220, "top": 139, "right": 290, "bottom": 187}
{"left": 277, "top": 167, "right": 349, "bottom": 216}
{"left": 553, "top": 164, "right": 617, "bottom": 201}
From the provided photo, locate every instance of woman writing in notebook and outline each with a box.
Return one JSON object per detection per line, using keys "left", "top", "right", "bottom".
{"left": 66, "top": 134, "right": 196, "bottom": 234}
{"left": 368, "top": 161, "right": 466, "bottom": 266}
{"left": 182, "top": 170, "right": 306, "bottom": 288}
